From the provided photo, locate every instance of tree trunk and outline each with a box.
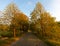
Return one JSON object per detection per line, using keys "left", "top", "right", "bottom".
{"left": 14, "top": 28, "right": 16, "bottom": 37}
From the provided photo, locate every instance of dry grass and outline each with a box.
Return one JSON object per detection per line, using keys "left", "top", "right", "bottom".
{"left": 0, "top": 37, "right": 20, "bottom": 46}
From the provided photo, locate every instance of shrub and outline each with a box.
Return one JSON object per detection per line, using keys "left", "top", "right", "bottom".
{"left": 0, "top": 31, "right": 13, "bottom": 37}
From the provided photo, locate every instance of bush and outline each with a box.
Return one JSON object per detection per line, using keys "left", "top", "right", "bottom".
{"left": 0, "top": 31, "right": 13, "bottom": 37}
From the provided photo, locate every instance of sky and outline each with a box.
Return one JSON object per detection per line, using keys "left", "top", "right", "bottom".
{"left": 0, "top": 0, "right": 60, "bottom": 21}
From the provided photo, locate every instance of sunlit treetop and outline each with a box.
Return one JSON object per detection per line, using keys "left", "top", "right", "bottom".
{"left": 35, "top": 2, "right": 45, "bottom": 14}
{"left": 4, "top": 2, "right": 22, "bottom": 14}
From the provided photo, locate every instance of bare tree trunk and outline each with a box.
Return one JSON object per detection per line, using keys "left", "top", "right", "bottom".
{"left": 14, "top": 28, "right": 16, "bottom": 37}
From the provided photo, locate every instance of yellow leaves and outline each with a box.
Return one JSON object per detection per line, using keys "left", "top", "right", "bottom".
{"left": 14, "top": 13, "right": 28, "bottom": 22}
{"left": 0, "top": 24, "right": 9, "bottom": 31}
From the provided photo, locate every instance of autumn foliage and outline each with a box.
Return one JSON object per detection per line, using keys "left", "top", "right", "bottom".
{"left": 0, "top": 2, "right": 60, "bottom": 46}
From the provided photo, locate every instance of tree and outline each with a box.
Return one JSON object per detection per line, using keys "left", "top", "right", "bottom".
{"left": 39, "top": 12, "right": 56, "bottom": 38}
{"left": 3, "top": 3, "right": 21, "bottom": 25}
{"left": 3, "top": 3, "right": 21, "bottom": 37}
{"left": 10, "top": 12, "right": 29, "bottom": 33}
{"left": 30, "top": 2, "right": 44, "bottom": 33}
{"left": 30, "top": 2, "right": 57, "bottom": 39}
{"left": 6, "top": 3, "right": 29, "bottom": 37}
{"left": 31, "top": 2, "right": 45, "bottom": 23}
{"left": 3, "top": 3, "right": 29, "bottom": 37}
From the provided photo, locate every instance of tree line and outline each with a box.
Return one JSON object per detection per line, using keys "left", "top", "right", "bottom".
{"left": 0, "top": 2, "right": 60, "bottom": 41}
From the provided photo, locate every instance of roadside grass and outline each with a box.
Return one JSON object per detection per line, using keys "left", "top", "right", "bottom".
{"left": 0, "top": 37, "right": 19, "bottom": 46}
{"left": 44, "top": 39, "right": 60, "bottom": 46}
{"left": 34, "top": 32, "right": 60, "bottom": 46}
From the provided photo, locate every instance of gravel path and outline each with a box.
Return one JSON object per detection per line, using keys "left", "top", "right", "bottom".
{"left": 11, "top": 32, "right": 48, "bottom": 46}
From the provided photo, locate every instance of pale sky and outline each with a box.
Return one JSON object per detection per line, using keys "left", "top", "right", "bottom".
{"left": 48, "top": 0, "right": 60, "bottom": 21}
{"left": 0, "top": 0, "right": 60, "bottom": 21}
